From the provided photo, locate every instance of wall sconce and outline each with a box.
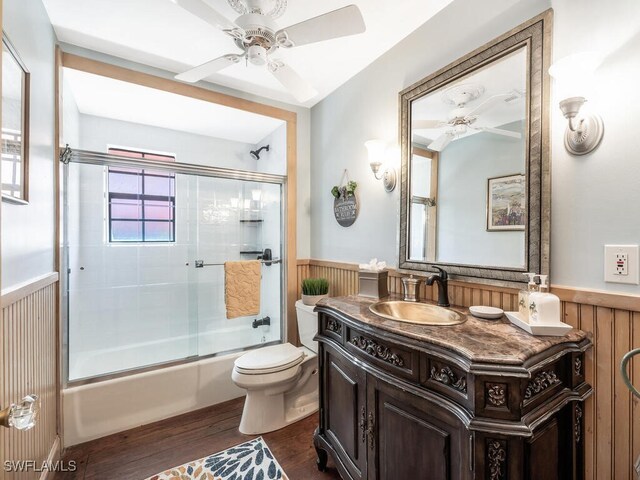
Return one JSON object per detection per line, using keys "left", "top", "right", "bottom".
{"left": 548, "top": 52, "right": 604, "bottom": 155}
{"left": 365, "top": 140, "right": 397, "bottom": 192}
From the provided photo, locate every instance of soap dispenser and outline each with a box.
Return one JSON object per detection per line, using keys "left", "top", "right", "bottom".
{"left": 528, "top": 275, "right": 560, "bottom": 324}
{"left": 518, "top": 273, "right": 537, "bottom": 321}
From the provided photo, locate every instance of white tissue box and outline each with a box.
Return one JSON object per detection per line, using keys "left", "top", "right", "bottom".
{"left": 358, "top": 270, "right": 389, "bottom": 299}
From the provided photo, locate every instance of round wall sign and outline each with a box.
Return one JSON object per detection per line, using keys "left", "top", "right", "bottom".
{"left": 334, "top": 195, "right": 358, "bottom": 227}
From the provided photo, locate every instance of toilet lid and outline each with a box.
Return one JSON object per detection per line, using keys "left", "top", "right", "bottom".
{"left": 234, "top": 343, "right": 304, "bottom": 373}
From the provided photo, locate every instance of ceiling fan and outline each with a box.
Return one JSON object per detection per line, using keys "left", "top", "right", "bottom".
{"left": 171, "top": 0, "right": 366, "bottom": 102}
{"left": 413, "top": 83, "right": 524, "bottom": 152}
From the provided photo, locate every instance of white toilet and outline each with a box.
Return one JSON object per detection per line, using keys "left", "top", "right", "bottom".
{"left": 231, "top": 300, "right": 319, "bottom": 434}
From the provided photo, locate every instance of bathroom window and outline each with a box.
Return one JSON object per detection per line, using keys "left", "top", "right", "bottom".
{"left": 107, "top": 148, "right": 176, "bottom": 242}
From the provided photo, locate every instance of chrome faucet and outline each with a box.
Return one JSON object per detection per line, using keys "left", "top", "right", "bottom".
{"left": 425, "top": 267, "right": 450, "bottom": 307}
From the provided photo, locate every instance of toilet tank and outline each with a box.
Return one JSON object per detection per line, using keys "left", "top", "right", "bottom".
{"left": 295, "top": 300, "right": 318, "bottom": 353}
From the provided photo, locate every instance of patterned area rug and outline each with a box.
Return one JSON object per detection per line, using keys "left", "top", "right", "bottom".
{"left": 146, "top": 437, "right": 288, "bottom": 480}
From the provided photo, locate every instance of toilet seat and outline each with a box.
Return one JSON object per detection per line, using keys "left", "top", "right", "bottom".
{"left": 234, "top": 343, "right": 304, "bottom": 375}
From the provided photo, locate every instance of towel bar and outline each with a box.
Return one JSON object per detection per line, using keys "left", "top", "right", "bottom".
{"left": 194, "top": 259, "right": 282, "bottom": 268}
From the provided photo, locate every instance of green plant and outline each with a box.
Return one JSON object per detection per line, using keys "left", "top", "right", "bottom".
{"left": 301, "top": 278, "right": 329, "bottom": 296}
{"left": 330, "top": 181, "right": 357, "bottom": 199}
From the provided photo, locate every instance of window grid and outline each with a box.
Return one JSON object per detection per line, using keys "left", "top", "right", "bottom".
{"left": 107, "top": 149, "right": 176, "bottom": 243}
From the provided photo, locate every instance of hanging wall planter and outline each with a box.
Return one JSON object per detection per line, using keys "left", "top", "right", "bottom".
{"left": 332, "top": 170, "right": 358, "bottom": 227}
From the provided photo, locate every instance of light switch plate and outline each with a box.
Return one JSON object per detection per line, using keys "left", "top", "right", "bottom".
{"left": 604, "top": 245, "right": 639, "bottom": 284}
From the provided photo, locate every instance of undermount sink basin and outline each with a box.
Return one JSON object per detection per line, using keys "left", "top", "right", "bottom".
{"left": 369, "top": 301, "right": 466, "bottom": 326}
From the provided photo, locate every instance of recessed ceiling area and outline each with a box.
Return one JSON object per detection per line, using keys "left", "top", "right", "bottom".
{"left": 64, "top": 67, "right": 285, "bottom": 144}
{"left": 43, "top": 0, "right": 454, "bottom": 107}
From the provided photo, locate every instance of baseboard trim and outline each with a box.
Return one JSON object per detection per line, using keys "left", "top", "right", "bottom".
{"left": 39, "top": 436, "right": 61, "bottom": 480}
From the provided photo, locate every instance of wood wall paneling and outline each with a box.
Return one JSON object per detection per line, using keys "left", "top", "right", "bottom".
{"left": 297, "top": 259, "right": 640, "bottom": 480}
{"left": 0, "top": 276, "right": 59, "bottom": 480}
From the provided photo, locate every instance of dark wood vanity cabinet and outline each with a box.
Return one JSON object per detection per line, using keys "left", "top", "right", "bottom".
{"left": 313, "top": 298, "right": 592, "bottom": 480}
{"left": 321, "top": 344, "right": 469, "bottom": 480}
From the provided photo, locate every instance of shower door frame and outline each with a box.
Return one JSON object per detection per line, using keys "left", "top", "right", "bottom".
{"left": 55, "top": 52, "right": 299, "bottom": 390}
{"left": 61, "top": 151, "right": 287, "bottom": 386}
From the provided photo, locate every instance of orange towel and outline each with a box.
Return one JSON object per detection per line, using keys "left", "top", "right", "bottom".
{"left": 224, "top": 260, "right": 261, "bottom": 319}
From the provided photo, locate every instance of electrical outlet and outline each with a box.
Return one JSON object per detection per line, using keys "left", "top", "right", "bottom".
{"left": 616, "top": 253, "right": 628, "bottom": 275}
{"left": 604, "top": 245, "right": 639, "bottom": 284}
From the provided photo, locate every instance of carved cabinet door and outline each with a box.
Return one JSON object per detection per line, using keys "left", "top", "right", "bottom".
{"left": 366, "top": 375, "right": 471, "bottom": 480}
{"left": 323, "top": 345, "right": 368, "bottom": 480}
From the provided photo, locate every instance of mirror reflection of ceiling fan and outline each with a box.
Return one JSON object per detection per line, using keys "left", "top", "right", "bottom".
{"left": 413, "top": 83, "right": 524, "bottom": 152}
{"left": 171, "top": 0, "right": 366, "bottom": 102}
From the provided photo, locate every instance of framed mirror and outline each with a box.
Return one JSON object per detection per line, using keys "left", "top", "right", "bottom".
{"left": 399, "top": 11, "right": 552, "bottom": 285}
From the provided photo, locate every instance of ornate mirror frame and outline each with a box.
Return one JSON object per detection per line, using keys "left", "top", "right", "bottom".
{"left": 398, "top": 10, "right": 552, "bottom": 286}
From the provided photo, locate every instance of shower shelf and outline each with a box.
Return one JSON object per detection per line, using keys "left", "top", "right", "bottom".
{"left": 240, "top": 219, "right": 263, "bottom": 223}
{"left": 240, "top": 250, "right": 263, "bottom": 255}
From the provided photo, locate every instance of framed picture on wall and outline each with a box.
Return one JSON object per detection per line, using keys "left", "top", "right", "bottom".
{"left": 487, "top": 174, "right": 525, "bottom": 231}
{"left": 1, "top": 32, "right": 30, "bottom": 204}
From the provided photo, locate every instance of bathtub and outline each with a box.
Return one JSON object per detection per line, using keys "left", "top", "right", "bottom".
{"left": 63, "top": 324, "right": 278, "bottom": 446}
{"left": 63, "top": 350, "right": 247, "bottom": 446}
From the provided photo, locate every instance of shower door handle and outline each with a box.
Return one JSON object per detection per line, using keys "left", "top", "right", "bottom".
{"left": 194, "top": 258, "right": 282, "bottom": 268}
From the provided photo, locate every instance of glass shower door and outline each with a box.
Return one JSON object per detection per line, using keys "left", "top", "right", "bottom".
{"left": 66, "top": 162, "right": 198, "bottom": 382}
{"left": 192, "top": 176, "right": 283, "bottom": 357}
{"left": 65, "top": 160, "right": 285, "bottom": 383}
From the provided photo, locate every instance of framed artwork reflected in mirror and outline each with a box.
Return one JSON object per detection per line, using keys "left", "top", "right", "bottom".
{"left": 2, "top": 32, "right": 30, "bottom": 204}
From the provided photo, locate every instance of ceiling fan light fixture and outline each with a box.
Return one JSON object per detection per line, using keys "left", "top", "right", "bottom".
{"left": 454, "top": 124, "right": 467, "bottom": 135}
{"left": 173, "top": 0, "right": 365, "bottom": 102}
{"left": 247, "top": 45, "right": 268, "bottom": 65}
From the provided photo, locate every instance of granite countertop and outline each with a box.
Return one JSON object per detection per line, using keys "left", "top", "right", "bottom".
{"left": 316, "top": 295, "right": 590, "bottom": 366}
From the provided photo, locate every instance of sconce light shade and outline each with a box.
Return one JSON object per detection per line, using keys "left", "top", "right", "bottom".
{"left": 365, "top": 140, "right": 386, "bottom": 173}
{"left": 549, "top": 52, "right": 604, "bottom": 156}
{"left": 548, "top": 52, "right": 601, "bottom": 98}
{"left": 365, "top": 140, "right": 396, "bottom": 192}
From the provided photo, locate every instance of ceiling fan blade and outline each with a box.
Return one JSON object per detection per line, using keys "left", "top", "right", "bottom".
{"left": 277, "top": 5, "right": 366, "bottom": 47}
{"left": 464, "top": 92, "right": 519, "bottom": 118}
{"left": 172, "top": 0, "right": 239, "bottom": 32}
{"left": 269, "top": 61, "right": 318, "bottom": 102}
{"left": 475, "top": 126, "right": 522, "bottom": 138}
{"left": 413, "top": 119, "right": 446, "bottom": 129}
{"left": 175, "top": 54, "right": 241, "bottom": 83}
{"left": 428, "top": 132, "right": 454, "bottom": 152}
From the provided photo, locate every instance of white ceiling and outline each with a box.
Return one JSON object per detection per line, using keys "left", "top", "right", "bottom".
{"left": 412, "top": 47, "right": 527, "bottom": 144}
{"left": 42, "top": 0, "right": 454, "bottom": 107}
{"left": 64, "top": 67, "right": 285, "bottom": 144}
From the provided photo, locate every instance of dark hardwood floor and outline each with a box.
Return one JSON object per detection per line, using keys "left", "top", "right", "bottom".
{"left": 53, "top": 397, "right": 341, "bottom": 480}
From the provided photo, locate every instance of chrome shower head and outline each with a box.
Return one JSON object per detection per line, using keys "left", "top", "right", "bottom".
{"left": 250, "top": 145, "right": 270, "bottom": 160}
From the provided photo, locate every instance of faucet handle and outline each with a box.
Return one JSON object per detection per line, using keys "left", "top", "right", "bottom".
{"left": 431, "top": 266, "right": 448, "bottom": 280}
